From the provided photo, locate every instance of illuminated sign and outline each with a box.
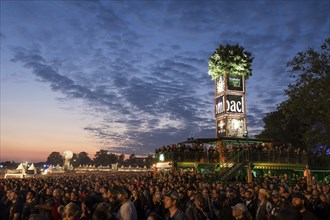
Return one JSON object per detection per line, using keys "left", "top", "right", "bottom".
{"left": 159, "top": 154, "right": 165, "bottom": 161}
{"left": 216, "top": 75, "right": 225, "bottom": 94}
{"left": 227, "top": 74, "right": 243, "bottom": 91}
{"left": 217, "top": 119, "right": 226, "bottom": 136}
{"left": 227, "top": 118, "right": 245, "bottom": 137}
{"left": 216, "top": 95, "right": 244, "bottom": 115}
{"left": 215, "top": 96, "right": 225, "bottom": 115}
{"left": 226, "top": 95, "right": 243, "bottom": 113}
{"left": 156, "top": 162, "right": 172, "bottom": 169}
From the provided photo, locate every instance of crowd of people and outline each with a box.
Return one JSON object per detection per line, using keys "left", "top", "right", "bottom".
{"left": 155, "top": 143, "right": 307, "bottom": 155}
{"left": 0, "top": 170, "right": 329, "bottom": 220}
{"left": 155, "top": 143, "right": 308, "bottom": 164}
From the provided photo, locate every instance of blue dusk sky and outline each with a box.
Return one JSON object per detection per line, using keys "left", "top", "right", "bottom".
{"left": 1, "top": 0, "right": 329, "bottom": 162}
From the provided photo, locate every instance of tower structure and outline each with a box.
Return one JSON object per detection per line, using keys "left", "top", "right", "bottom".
{"left": 208, "top": 44, "right": 253, "bottom": 138}
{"left": 214, "top": 73, "right": 246, "bottom": 137}
{"left": 63, "top": 150, "right": 73, "bottom": 170}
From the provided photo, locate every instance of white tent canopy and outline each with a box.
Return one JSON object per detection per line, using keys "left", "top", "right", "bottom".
{"left": 16, "top": 163, "right": 24, "bottom": 170}
{"left": 28, "top": 163, "right": 36, "bottom": 171}
{"left": 28, "top": 163, "right": 37, "bottom": 174}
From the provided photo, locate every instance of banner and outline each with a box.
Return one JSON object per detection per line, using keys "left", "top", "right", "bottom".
{"left": 215, "top": 96, "right": 225, "bottom": 115}
{"left": 227, "top": 118, "right": 245, "bottom": 137}
{"left": 227, "top": 74, "right": 243, "bottom": 91}
{"left": 217, "top": 119, "right": 226, "bottom": 137}
{"left": 226, "top": 95, "right": 244, "bottom": 113}
{"left": 216, "top": 75, "right": 225, "bottom": 94}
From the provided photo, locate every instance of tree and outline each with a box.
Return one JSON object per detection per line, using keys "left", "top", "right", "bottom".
{"left": 145, "top": 154, "right": 155, "bottom": 167}
{"left": 71, "top": 153, "right": 79, "bottom": 167}
{"left": 77, "top": 151, "right": 92, "bottom": 165}
{"left": 46, "top": 152, "right": 63, "bottom": 166}
{"left": 93, "top": 150, "right": 110, "bottom": 166}
{"left": 118, "top": 154, "right": 125, "bottom": 165}
{"left": 208, "top": 43, "right": 253, "bottom": 80}
{"left": 258, "top": 38, "right": 330, "bottom": 149}
{"left": 285, "top": 38, "right": 330, "bottom": 148}
{"left": 126, "top": 153, "right": 137, "bottom": 166}
{"left": 108, "top": 153, "right": 119, "bottom": 164}
{"left": 257, "top": 102, "right": 306, "bottom": 146}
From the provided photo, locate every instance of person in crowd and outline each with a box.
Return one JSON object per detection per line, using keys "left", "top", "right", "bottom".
{"left": 147, "top": 212, "right": 165, "bottom": 220}
{"left": 62, "top": 190, "right": 72, "bottom": 205}
{"left": 218, "top": 195, "right": 234, "bottom": 220}
{"left": 9, "top": 190, "right": 23, "bottom": 220}
{"left": 22, "top": 190, "right": 37, "bottom": 220}
{"left": 185, "top": 192, "right": 208, "bottom": 220}
{"left": 35, "top": 188, "right": 63, "bottom": 220}
{"left": 291, "top": 192, "right": 318, "bottom": 220}
{"left": 276, "top": 207, "right": 302, "bottom": 220}
{"left": 309, "top": 189, "right": 321, "bottom": 216}
{"left": 270, "top": 190, "right": 283, "bottom": 220}
{"left": 255, "top": 188, "right": 272, "bottom": 220}
{"left": 0, "top": 190, "right": 7, "bottom": 219}
{"left": 210, "top": 189, "right": 221, "bottom": 218}
{"left": 185, "top": 186, "right": 196, "bottom": 212}
{"left": 244, "top": 190, "right": 257, "bottom": 220}
{"left": 178, "top": 188, "right": 189, "bottom": 212}
{"left": 132, "top": 188, "right": 145, "bottom": 220}
{"left": 92, "top": 202, "right": 112, "bottom": 220}
{"left": 70, "top": 191, "right": 82, "bottom": 207}
{"left": 231, "top": 203, "right": 252, "bottom": 220}
{"left": 149, "top": 191, "right": 165, "bottom": 217}
{"left": 116, "top": 187, "right": 137, "bottom": 220}
{"left": 164, "top": 190, "right": 186, "bottom": 220}
{"left": 201, "top": 187, "right": 212, "bottom": 211}
{"left": 62, "top": 202, "right": 82, "bottom": 220}
{"left": 317, "top": 193, "right": 330, "bottom": 220}
{"left": 28, "top": 213, "right": 50, "bottom": 220}
{"left": 304, "top": 166, "right": 312, "bottom": 187}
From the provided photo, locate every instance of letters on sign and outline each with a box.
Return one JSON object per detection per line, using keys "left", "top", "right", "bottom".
{"left": 215, "top": 95, "right": 244, "bottom": 115}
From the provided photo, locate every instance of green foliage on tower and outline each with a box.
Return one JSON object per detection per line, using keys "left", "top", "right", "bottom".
{"left": 208, "top": 43, "right": 253, "bottom": 80}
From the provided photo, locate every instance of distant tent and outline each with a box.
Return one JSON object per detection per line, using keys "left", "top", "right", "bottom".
{"left": 28, "top": 163, "right": 37, "bottom": 174}
{"left": 16, "top": 163, "right": 24, "bottom": 170}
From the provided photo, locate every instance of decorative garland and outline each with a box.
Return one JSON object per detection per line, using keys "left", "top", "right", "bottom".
{"left": 208, "top": 44, "right": 253, "bottom": 80}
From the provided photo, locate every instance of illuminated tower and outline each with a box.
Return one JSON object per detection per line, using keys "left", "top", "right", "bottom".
{"left": 214, "top": 73, "right": 246, "bottom": 137}
{"left": 208, "top": 44, "right": 253, "bottom": 138}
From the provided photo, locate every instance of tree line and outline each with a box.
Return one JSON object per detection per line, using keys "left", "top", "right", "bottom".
{"left": 45, "top": 150, "right": 154, "bottom": 168}
{"left": 257, "top": 38, "right": 330, "bottom": 154}
{"left": 0, "top": 150, "right": 154, "bottom": 170}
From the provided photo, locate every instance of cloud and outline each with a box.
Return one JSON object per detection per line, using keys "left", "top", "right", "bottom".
{"left": 3, "top": 0, "right": 329, "bottom": 158}
{"left": 10, "top": 46, "right": 215, "bottom": 154}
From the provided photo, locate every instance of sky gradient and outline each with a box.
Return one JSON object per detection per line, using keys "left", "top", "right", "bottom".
{"left": 1, "top": 0, "right": 329, "bottom": 162}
